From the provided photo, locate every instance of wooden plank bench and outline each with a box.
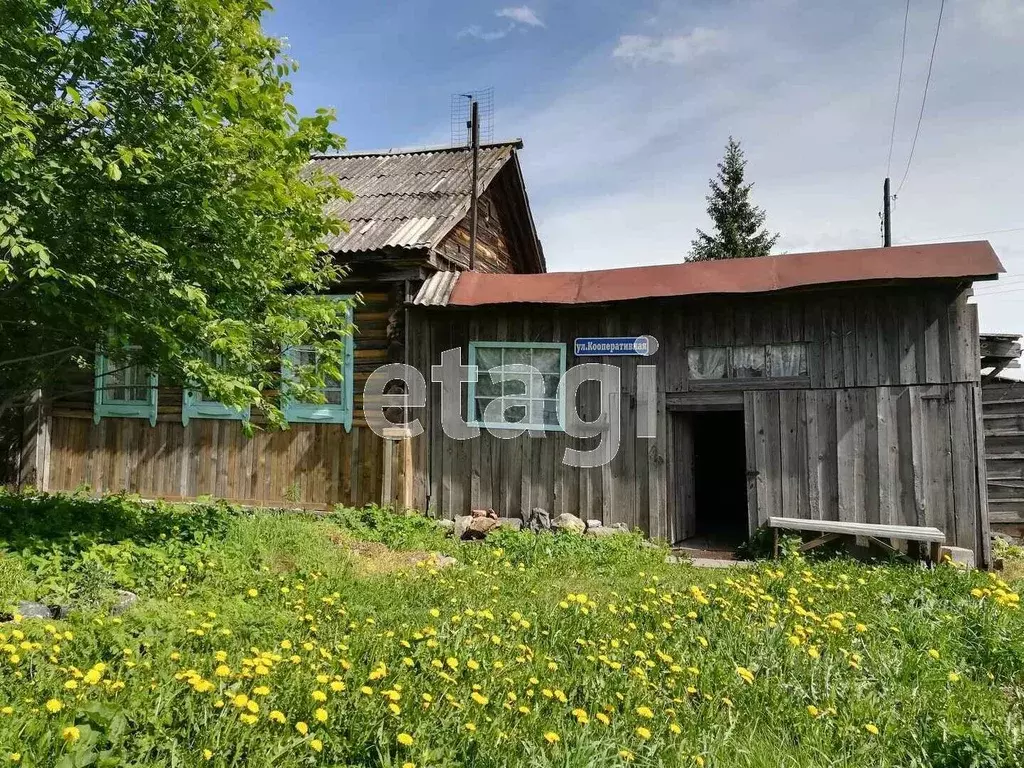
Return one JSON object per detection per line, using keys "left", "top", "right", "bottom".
{"left": 766, "top": 517, "right": 946, "bottom": 562}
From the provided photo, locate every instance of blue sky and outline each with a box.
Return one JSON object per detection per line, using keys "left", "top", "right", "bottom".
{"left": 266, "top": 0, "right": 1024, "bottom": 336}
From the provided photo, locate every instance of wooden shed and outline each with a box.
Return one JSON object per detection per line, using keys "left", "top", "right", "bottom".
{"left": 407, "top": 242, "right": 1003, "bottom": 564}
{"left": 979, "top": 334, "right": 1024, "bottom": 538}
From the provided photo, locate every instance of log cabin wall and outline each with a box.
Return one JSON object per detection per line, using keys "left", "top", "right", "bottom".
{"left": 413, "top": 282, "right": 989, "bottom": 561}
{"left": 981, "top": 378, "right": 1024, "bottom": 535}
{"left": 36, "top": 290, "right": 394, "bottom": 508}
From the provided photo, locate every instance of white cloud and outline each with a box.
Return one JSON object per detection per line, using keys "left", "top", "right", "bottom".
{"left": 457, "top": 23, "right": 514, "bottom": 41}
{"left": 612, "top": 27, "right": 727, "bottom": 65}
{"left": 497, "top": 5, "right": 544, "bottom": 28}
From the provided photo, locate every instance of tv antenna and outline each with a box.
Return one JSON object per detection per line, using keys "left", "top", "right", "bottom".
{"left": 450, "top": 88, "right": 494, "bottom": 146}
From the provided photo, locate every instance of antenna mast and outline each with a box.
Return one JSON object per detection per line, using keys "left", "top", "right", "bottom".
{"left": 451, "top": 89, "right": 494, "bottom": 272}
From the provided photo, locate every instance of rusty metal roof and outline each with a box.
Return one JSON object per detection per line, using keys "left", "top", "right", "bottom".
{"left": 307, "top": 141, "right": 522, "bottom": 254}
{"left": 418, "top": 242, "right": 1003, "bottom": 307}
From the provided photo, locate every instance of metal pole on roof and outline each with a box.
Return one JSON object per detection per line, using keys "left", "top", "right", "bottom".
{"left": 468, "top": 99, "right": 480, "bottom": 271}
{"left": 883, "top": 177, "right": 892, "bottom": 247}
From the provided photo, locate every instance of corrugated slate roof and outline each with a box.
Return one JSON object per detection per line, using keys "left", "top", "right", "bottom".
{"left": 308, "top": 141, "right": 521, "bottom": 255}
{"left": 412, "top": 242, "right": 1003, "bottom": 307}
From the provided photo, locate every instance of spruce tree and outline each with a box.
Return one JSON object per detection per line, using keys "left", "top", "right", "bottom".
{"left": 688, "top": 137, "right": 779, "bottom": 261}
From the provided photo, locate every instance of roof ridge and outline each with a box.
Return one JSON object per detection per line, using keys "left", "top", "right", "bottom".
{"left": 310, "top": 139, "right": 522, "bottom": 160}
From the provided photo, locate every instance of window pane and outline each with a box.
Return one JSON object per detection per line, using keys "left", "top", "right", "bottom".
{"left": 499, "top": 370, "right": 529, "bottom": 398}
{"left": 769, "top": 344, "right": 807, "bottom": 377}
{"left": 475, "top": 347, "right": 502, "bottom": 372}
{"left": 476, "top": 368, "right": 502, "bottom": 398}
{"left": 687, "top": 348, "right": 728, "bottom": 379}
{"left": 542, "top": 373, "right": 561, "bottom": 398}
{"left": 503, "top": 399, "right": 528, "bottom": 425}
{"left": 731, "top": 346, "right": 766, "bottom": 378}
{"left": 323, "top": 388, "right": 343, "bottom": 405}
{"left": 532, "top": 348, "right": 561, "bottom": 376}
{"left": 503, "top": 348, "right": 530, "bottom": 367}
{"left": 105, "top": 361, "right": 149, "bottom": 403}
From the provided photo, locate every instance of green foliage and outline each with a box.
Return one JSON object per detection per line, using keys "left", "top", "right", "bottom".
{"left": 689, "top": 137, "right": 779, "bottom": 262}
{"left": 1, "top": 493, "right": 1024, "bottom": 767}
{"left": 0, "top": 0, "right": 353, "bottom": 425}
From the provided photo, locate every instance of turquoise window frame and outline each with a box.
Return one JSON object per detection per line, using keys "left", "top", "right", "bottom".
{"left": 467, "top": 341, "right": 567, "bottom": 432}
{"left": 281, "top": 300, "right": 354, "bottom": 430}
{"left": 181, "top": 354, "right": 251, "bottom": 426}
{"left": 93, "top": 350, "right": 158, "bottom": 426}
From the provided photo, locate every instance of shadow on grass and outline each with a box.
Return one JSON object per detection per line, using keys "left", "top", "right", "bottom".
{"left": 0, "top": 490, "right": 231, "bottom": 553}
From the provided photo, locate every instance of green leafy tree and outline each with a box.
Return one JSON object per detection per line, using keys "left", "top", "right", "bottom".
{"left": 0, "top": 0, "right": 353, "bottom": 427}
{"left": 688, "top": 137, "right": 779, "bottom": 262}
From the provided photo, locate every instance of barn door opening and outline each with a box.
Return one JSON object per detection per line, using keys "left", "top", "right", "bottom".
{"left": 693, "top": 411, "right": 749, "bottom": 546}
{"left": 674, "top": 409, "right": 749, "bottom": 549}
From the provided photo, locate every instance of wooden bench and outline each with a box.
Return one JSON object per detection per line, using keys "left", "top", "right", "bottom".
{"left": 766, "top": 517, "right": 946, "bottom": 562}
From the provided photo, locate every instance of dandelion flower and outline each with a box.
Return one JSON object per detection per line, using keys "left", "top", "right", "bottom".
{"left": 44, "top": 699, "right": 63, "bottom": 714}
{"left": 807, "top": 705, "right": 819, "bottom": 717}
{"left": 465, "top": 722, "right": 477, "bottom": 732}
{"left": 314, "top": 708, "right": 328, "bottom": 723}
{"left": 864, "top": 723, "right": 880, "bottom": 735}
{"left": 636, "top": 706, "right": 654, "bottom": 719}
{"left": 269, "top": 710, "right": 286, "bottom": 724}
{"left": 735, "top": 666, "right": 754, "bottom": 684}
{"left": 619, "top": 749, "right": 635, "bottom": 761}
{"left": 311, "top": 690, "right": 327, "bottom": 702}
{"left": 543, "top": 731, "right": 560, "bottom": 744}
{"left": 927, "top": 649, "right": 940, "bottom": 660}
{"left": 471, "top": 692, "right": 488, "bottom": 705}
{"left": 948, "top": 671, "right": 961, "bottom": 683}
{"left": 310, "top": 739, "right": 323, "bottom": 753}
{"left": 635, "top": 726, "right": 651, "bottom": 740}
{"left": 202, "top": 750, "right": 213, "bottom": 761}
{"left": 62, "top": 726, "right": 81, "bottom": 743}
{"left": 397, "top": 733, "right": 414, "bottom": 746}
{"left": 295, "top": 721, "right": 309, "bottom": 736}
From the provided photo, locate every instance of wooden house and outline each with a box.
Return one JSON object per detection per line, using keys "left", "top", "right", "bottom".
{"left": 979, "top": 334, "right": 1024, "bottom": 538}
{"left": 19, "top": 134, "right": 1006, "bottom": 565}
{"left": 21, "top": 140, "right": 544, "bottom": 509}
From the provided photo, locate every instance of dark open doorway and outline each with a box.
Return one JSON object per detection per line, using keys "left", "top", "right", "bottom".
{"left": 674, "top": 409, "right": 749, "bottom": 550}
{"left": 692, "top": 411, "right": 748, "bottom": 547}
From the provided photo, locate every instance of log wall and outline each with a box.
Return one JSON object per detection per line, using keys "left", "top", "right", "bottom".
{"left": 981, "top": 379, "right": 1024, "bottom": 528}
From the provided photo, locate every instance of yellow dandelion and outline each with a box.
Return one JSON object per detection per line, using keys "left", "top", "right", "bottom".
{"left": 543, "top": 731, "right": 560, "bottom": 744}
{"left": 619, "top": 749, "right": 635, "bottom": 761}
{"left": 295, "top": 721, "right": 309, "bottom": 736}
{"left": 202, "top": 750, "right": 213, "bottom": 761}
{"left": 269, "top": 710, "right": 286, "bottom": 723}
{"left": 596, "top": 712, "right": 610, "bottom": 725}
{"left": 636, "top": 705, "right": 654, "bottom": 719}
{"left": 314, "top": 708, "right": 328, "bottom": 723}
{"left": 735, "top": 666, "right": 755, "bottom": 684}
{"left": 465, "top": 722, "right": 477, "bottom": 732}
{"left": 397, "top": 733, "right": 414, "bottom": 746}
{"left": 311, "top": 690, "right": 327, "bottom": 702}
{"left": 44, "top": 699, "right": 63, "bottom": 714}
{"left": 864, "top": 723, "right": 880, "bottom": 735}
{"left": 62, "top": 726, "right": 81, "bottom": 743}
{"left": 310, "top": 739, "right": 323, "bottom": 753}
{"left": 635, "top": 726, "right": 651, "bottom": 740}
{"left": 471, "top": 692, "right": 488, "bottom": 705}
{"left": 807, "top": 705, "right": 819, "bottom": 717}
{"left": 927, "top": 649, "right": 940, "bottom": 660}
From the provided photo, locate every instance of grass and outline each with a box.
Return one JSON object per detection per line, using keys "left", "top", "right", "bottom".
{"left": 1, "top": 492, "right": 1023, "bottom": 767}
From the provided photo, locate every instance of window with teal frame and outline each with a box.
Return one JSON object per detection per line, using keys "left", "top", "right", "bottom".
{"left": 93, "top": 350, "right": 158, "bottom": 426}
{"left": 281, "top": 302, "right": 354, "bottom": 429}
{"left": 181, "top": 353, "right": 251, "bottom": 426}
{"left": 467, "top": 341, "right": 566, "bottom": 431}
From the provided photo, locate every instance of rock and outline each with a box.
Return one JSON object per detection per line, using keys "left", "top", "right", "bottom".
{"left": 17, "top": 601, "right": 53, "bottom": 620}
{"left": 471, "top": 508, "right": 497, "bottom": 520}
{"left": 586, "top": 519, "right": 603, "bottom": 530}
{"left": 110, "top": 590, "right": 139, "bottom": 616}
{"left": 586, "top": 525, "right": 617, "bottom": 537}
{"left": 939, "top": 546, "right": 975, "bottom": 570}
{"left": 429, "top": 554, "right": 458, "bottom": 569}
{"left": 463, "top": 516, "right": 500, "bottom": 540}
{"left": 551, "top": 513, "right": 586, "bottom": 535}
{"left": 528, "top": 507, "right": 551, "bottom": 533}
{"left": 454, "top": 515, "right": 474, "bottom": 539}
{"left": 435, "top": 519, "right": 455, "bottom": 534}
{"left": 991, "top": 531, "right": 1018, "bottom": 545}
{"left": 498, "top": 517, "right": 523, "bottom": 532}
{"left": 609, "top": 522, "right": 630, "bottom": 533}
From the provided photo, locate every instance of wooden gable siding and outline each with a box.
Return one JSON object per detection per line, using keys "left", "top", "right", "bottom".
{"left": 412, "top": 283, "right": 987, "bottom": 559}
{"left": 981, "top": 379, "right": 1024, "bottom": 527}
{"left": 36, "top": 290, "right": 394, "bottom": 508}
{"left": 433, "top": 165, "right": 537, "bottom": 274}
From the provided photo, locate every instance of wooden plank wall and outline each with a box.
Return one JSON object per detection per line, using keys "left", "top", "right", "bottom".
{"left": 38, "top": 290, "right": 393, "bottom": 509}
{"left": 744, "top": 383, "right": 983, "bottom": 553}
{"left": 981, "top": 379, "right": 1024, "bottom": 525}
{"left": 415, "top": 283, "right": 986, "bottom": 554}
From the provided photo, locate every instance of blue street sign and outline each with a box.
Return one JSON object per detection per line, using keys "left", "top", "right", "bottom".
{"left": 574, "top": 336, "right": 659, "bottom": 357}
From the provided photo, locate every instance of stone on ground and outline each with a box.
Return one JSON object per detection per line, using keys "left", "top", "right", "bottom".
{"left": 552, "top": 513, "right": 586, "bottom": 535}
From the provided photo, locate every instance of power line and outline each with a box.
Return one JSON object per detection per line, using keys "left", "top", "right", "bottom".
{"left": 905, "top": 225, "right": 1024, "bottom": 242}
{"left": 886, "top": 0, "right": 911, "bottom": 178}
{"left": 894, "top": 0, "right": 946, "bottom": 196}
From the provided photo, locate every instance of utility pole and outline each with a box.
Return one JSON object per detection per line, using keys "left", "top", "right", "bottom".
{"left": 882, "top": 177, "right": 892, "bottom": 247}
{"left": 468, "top": 99, "right": 480, "bottom": 271}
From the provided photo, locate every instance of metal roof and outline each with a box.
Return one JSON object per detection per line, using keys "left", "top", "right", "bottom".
{"left": 413, "top": 271, "right": 460, "bottom": 306}
{"left": 413, "top": 242, "right": 1003, "bottom": 307}
{"left": 307, "top": 141, "right": 522, "bottom": 254}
